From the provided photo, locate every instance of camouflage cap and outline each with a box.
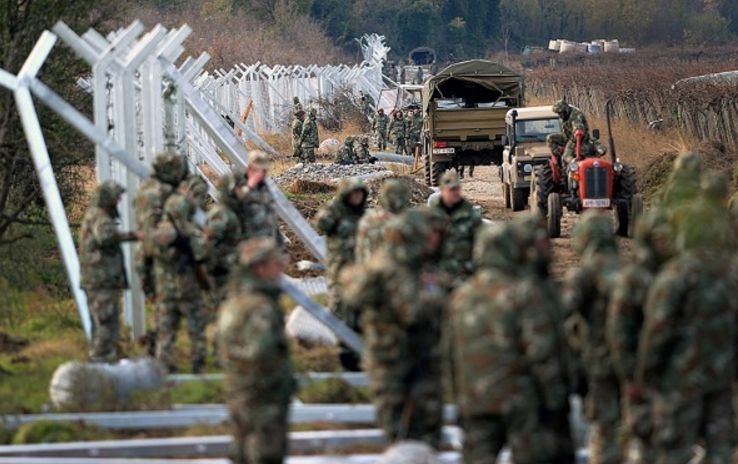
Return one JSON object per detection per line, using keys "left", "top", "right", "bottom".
{"left": 552, "top": 99, "right": 570, "bottom": 114}
{"left": 238, "top": 237, "right": 283, "bottom": 268}
{"left": 248, "top": 150, "right": 272, "bottom": 170}
{"left": 440, "top": 170, "right": 461, "bottom": 189}
{"left": 95, "top": 180, "right": 125, "bottom": 209}
{"left": 572, "top": 210, "right": 616, "bottom": 255}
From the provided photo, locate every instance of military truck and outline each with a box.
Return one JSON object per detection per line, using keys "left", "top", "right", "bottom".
{"left": 500, "top": 106, "right": 561, "bottom": 211}
{"left": 421, "top": 60, "right": 525, "bottom": 186}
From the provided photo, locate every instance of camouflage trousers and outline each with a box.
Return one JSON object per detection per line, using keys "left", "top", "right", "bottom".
{"left": 462, "top": 412, "right": 559, "bottom": 464}
{"left": 227, "top": 378, "right": 292, "bottom": 464}
{"left": 300, "top": 147, "right": 316, "bottom": 163}
{"left": 368, "top": 364, "right": 443, "bottom": 448}
{"left": 394, "top": 136, "right": 406, "bottom": 155}
{"left": 155, "top": 297, "right": 207, "bottom": 373}
{"left": 375, "top": 131, "right": 387, "bottom": 151}
{"left": 623, "top": 395, "right": 655, "bottom": 464}
{"left": 650, "top": 389, "right": 734, "bottom": 464}
{"left": 406, "top": 135, "right": 420, "bottom": 156}
{"left": 328, "top": 277, "right": 362, "bottom": 371}
{"left": 585, "top": 376, "right": 622, "bottom": 464}
{"left": 87, "top": 289, "right": 122, "bottom": 363}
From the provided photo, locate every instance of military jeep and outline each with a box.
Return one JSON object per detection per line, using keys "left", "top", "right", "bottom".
{"left": 499, "top": 107, "right": 561, "bottom": 211}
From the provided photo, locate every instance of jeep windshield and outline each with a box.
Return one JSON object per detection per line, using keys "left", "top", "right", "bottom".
{"left": 515, "top": 118, "right": 560, "bottom": 143}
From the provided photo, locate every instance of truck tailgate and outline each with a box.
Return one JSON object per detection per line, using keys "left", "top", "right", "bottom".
{"left": 432, "top": 108, "right": 507, "bottom": 140}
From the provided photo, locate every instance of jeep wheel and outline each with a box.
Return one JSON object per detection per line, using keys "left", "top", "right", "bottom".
{"left": 547, "top": 193, "right": 562, "bottom": 238}
{"left": 629, "top": 194, "right": 644, "bottom": 238}
{"left": 511, "top": 188, "right": 526, "bottom": 212}
{"left": 430, "top": 160, "right": 450, "bottom": 187}
{"left": 503, "top": 183, "right": 511, "bottom": 209}
{"left": 533, "top": 165, "right": 555, "bottom": 214}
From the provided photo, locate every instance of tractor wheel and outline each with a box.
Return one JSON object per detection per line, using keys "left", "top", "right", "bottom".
{"left": 430, "top": 160, "right": 449, "bottom": 187}
{"left": 503, "top": 183, "right": 511, "bottom": 209}
{"left": 616, "top": 165, "right": 638, "bottom": 199}
{"left": 629, "top": 194, "right": 644, "bottom": 238}
{"left": 547, "top": 193, "right": 562, "bottom": 238}
{"left": 511, "top": 187, "right": 526, "bottom": 212}
{"left": 423, "top": 154, "right": 432, "bottom": 186}
{"left": 533, "top": 164, "right": 555, "bottom": 214}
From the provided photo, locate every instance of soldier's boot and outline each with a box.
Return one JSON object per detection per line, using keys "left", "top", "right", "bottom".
{"left": 469, "top": 165, "right": 475, "bottom": 178}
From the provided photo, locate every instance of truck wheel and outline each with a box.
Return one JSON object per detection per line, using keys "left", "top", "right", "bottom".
{"left": 511, "top": 188, "right": 526, "bottom": 212}
{"left": 503, "top": 183, "right": 511, "bottom": 209}
{"left": 547, "top": 193, "right": 562, "bottom": 238}
{"left": 430, "top": 160, "right": 449, "bottom": 187}
{"left": 423, "top": 155, "right": 432, "bottom": 186}
{"left": 628, "top": 194, "right": 644, "bottom": 238}
{"left": 534, "top": 165, "right": 555, "bottom": 214}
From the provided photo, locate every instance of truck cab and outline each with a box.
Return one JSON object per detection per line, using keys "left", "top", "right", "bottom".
{"left": 500, "top": 106, "right": 561, "bottom": 211}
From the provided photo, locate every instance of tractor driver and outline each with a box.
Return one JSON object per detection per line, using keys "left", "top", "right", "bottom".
{"left": 552, "top": 99, "right": 593, "bottom": 164}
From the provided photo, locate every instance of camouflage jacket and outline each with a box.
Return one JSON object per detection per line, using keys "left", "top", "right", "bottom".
{"left": 561, "top": 106, "right": 591, "bottom": 156}
{"left": 79, "top": 206, "right": 134, "bottom": 290}
{"left": 314, "top": 181, "right": 366, "bottom": 278}
{"left": 300, "top": 117, "right": 319, "bottom": 148}
{"left": 372, "top": 113, "right": 389, "bottom": 134}
{"left": 606, "top": 263, "right": 654, "bottom": 384}
{"left": 239, "top": 180, "right": 282, "bottom": 245}
{"left": 637, "top": 252, "right": 738, "bottom": 394}
{"left": 451, "top": 270, "right": 569, "bottom": 417}
{"left": 562, "top": 252, "right": 620, "bottom": 379}
{"left": 389, "top": 116, "right": 406, "bottom": 138}
{"left": 354, "top": 208, "right": 393, "bottom": 264}
{"left": 356, "top": 144, "right": 373, "bottom": 164}
{"left": 335, "top": 144, "right": 356, "bottom": 165}
{"left": 429, "top": 196, "right": 483, "bottom": 278}
{"left": 204, "top": 203, "right": 243, "bottom": 280}
{"left": 134, "top": 179, "right": 176, "bottom": 258}
{"left": 406, "top": 114, "right": 422, "bottom": 138}
{"left": 291, "top": 118, "right": 303, "bottom": 150}
{"left": 342, "top": 248, "right": 446, "bottom": 375}
{"left": 152, "top": 194, "right": 208, "bottom": 301}
{"left": 218, "top": 273, "right": 294, "bottom": 393}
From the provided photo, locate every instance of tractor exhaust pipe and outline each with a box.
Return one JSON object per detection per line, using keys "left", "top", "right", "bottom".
{"left": 606, "top": 98, "right": 617, "bottom": 163}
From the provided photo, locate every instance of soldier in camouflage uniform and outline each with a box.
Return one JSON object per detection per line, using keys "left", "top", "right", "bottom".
{"left": 372, "top": 108, "right": 389, "bottom": 151}
{"left": 291, "top": 109, "right": 305, "bottom": 160}
{"left": 355, "top": 179, "right": 411, "bottom": 264}
{"left": 388, "top": 110, "right": 407, "bottom": 155}
{"left": 240, "top": 151, "right": 283, "bottom": 246}
{"left": 134, "top": 153, "right": 189, "bottom": 298}
{"left": 633, "top": 171, "right": 737, "bottom": 464}
{"left": 355, "top": 136, "right": 376, "bottom": 164}
{"left": 405, "top": 108, "right": 422, "bottom": 156}
{"left": 79, "top": 181, "right": 140, "bottom": 363}
{"left": 182, "top": 174, "right": 209, "bottom": 211}
{"left": 335, "top": 136, "right": 357, "bottom": 165}
{"left": 218, "top": 237, "right": 295, "bottom": 464}
{"left": 451, "top": 216, "right": 572, "bottom": 463}
{"left": 562, "top": 211, "right": 622, "bottom": 464}
{"left": 315, "top": 178, "right": 367, "bottom": 371}
{"left": 552, "top": 99, "right": 592, "bottom": 163}
{"left": 299, "top": 108, "right": 319, "bottom": 163}
{"left": 341, "top": 207, "right": 447, "bottom": 448}
{"left": 429, "top": 170, "right": 482, "bottom": 284}
{"left": 606, "top": 209, "right": 673, "bottom": 463}
{"left": 152, "top": 193, "right": 210, "bottom": 373}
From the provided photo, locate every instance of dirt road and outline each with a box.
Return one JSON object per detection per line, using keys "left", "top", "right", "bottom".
{"left": 459, "top": 166, "right": 632, "bottom": 280}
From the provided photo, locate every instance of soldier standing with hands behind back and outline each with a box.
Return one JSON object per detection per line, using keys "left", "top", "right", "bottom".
{"left": 79, "top": 181, "right": 140, "bottom": 363}
{"left": 299, "top": 108, "right": 319, "bottom": 163}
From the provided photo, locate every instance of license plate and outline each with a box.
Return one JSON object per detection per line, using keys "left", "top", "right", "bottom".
{"left": 523, "top": 176, "right": 531, "bottom": 181}
{"left": 433, "top": 148, "right": 455, "bottom": 154}
{"left": 583, "top": 198, "right": 611, "bottom": 208}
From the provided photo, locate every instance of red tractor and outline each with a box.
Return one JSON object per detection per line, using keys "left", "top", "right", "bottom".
{"left": 529, "top": 100, "right": 643, "bottom": 238}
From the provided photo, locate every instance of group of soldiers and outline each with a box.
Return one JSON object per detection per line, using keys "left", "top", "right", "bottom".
{"left": 290, "top": 98, "right": 320, "bottom": 164}
{"left": 334, "top": 135, "right": 377, "bottom": 165}
{"left": 371, "top": 107, "right": 422, "bottom": 155}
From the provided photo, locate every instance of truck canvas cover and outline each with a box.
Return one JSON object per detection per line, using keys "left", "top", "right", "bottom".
{"left": 423, "top": 60, "right": 524, "bottom": 113}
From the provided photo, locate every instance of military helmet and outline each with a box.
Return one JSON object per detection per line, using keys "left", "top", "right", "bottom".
{"left": 552, "top": 99, "right": 570, "bottom": 115}
{"left": 379, "top": 179, "right": 411, "bottom": 214}
{"left": 238, "top": 237, "right": 283, "bottom": 268}
{"left": 152, "top": 152, "right": 189, "bottom": 186}
{"left": 95, "top": 180, "right": 125, "bottom": 209}
{"left": 572, "top": 210, "right": 616, "bottom": 255}
{"left": 248, "top": 151, "right": 272, "bottom": 170}
{"left": 439, "top": 170, "right": 461, "bottom": 189}
{"left": 293, "top": 96, "right": 300, "bottom": 104}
